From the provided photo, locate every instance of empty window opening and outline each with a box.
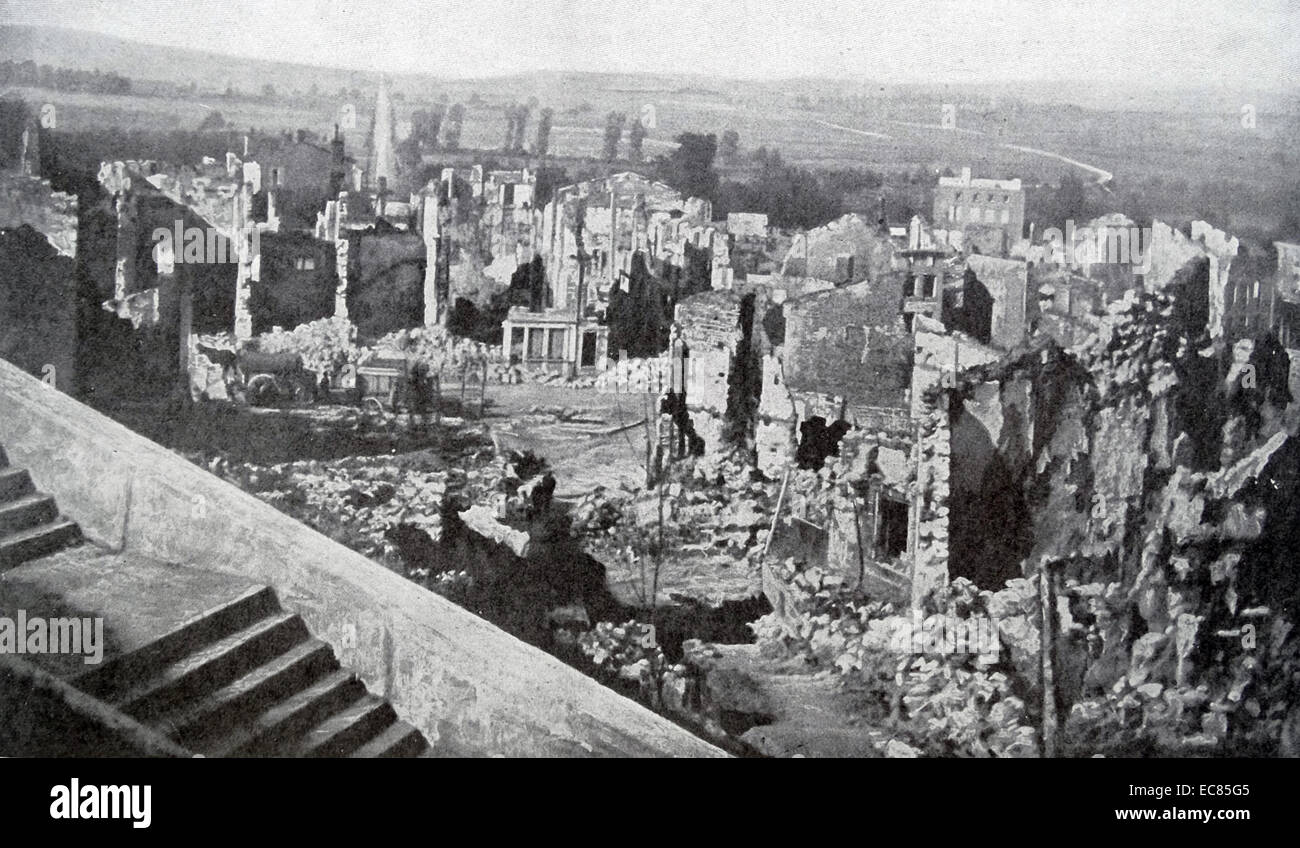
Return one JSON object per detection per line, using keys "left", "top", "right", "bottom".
{"left": 795, "top": 416, "right": 851, "bottom": 470}
{"left": 877, "top": 496, "right": 909, "bottom": 559}
{"left": 547, "top": 328, "right": 566, "bottom": 360}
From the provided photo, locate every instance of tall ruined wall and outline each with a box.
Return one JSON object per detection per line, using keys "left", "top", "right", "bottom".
{"left": 911, "top": 402, "right": 951, "bottom": 607}
{"left": 783, "top": 281, "right": 912, "bottom": 408}
{"left": 0, "top": 171, "right": 78, "bottom": 393}
{"left": 346, "top": 232, "right": 425, "bottom": 339}
{"left": 1145, "top": 220, "right": 1238, "bottom": 340}
{"left": 964, "top": 254, "right": 1028, "bottom": 350}
{"left": 250, "top": 232, "right": 338, "bottom": 334}
{"left": 676, "top": 290, "right": 762, "bottom": 455}
{"left": 756, "top": 352, "right": 796, "bottom": 475}
{"left": 678, "top": 292, "right": 741, "bottom": 453}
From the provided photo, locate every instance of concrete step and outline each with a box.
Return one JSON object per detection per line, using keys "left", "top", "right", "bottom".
{"left": 157, "top": 638, "right": 339, "bottom": 746}
{"left": 288, "top": 694, "right": 396, "bottom": 758}
{"left": 0, "top": 467, "right": 34, "bottom": 502}
{"left": 76, "top": 584, "right": 281, "bottom": 700}
{"left": 206, "top": 669, "right": 365, "bottom": 757}
{"left": 112, "top": 611, "right": 310, "bottom": 722}
{"left": 349, "top": 719, "right": 428, "bottom": 758}
{"left": 0, "top": 517, "right": 81, "bottom": 572}
{"left": 0, "top": 493, "right": 58, "bottom": 536}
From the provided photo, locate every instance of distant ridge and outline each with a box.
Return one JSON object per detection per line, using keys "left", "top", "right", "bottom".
{"left": 0, "top": 23, "right": 1294, "bottom": 114}
{"left": 0, "top": 24, "right": 386, "bottom": 94}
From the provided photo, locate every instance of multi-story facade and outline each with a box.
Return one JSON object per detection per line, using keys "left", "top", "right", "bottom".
{"left": 932, "top": 167, "right": 1025, "bottom": 257}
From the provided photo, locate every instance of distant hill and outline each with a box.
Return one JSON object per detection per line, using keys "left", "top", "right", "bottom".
{"left": 4, "top": 24, "right": 1295, "bottom": 115}
{"left": 0, "top": 24, "right": 387, "bottom": 97}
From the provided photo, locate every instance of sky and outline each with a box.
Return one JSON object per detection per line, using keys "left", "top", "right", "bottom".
{"left": 1, "top": 0, "right": 1298, "bottom": 86}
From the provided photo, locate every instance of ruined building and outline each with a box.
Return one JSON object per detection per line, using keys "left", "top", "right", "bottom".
{"left": 780, "top": 212, "right": 896, "bottom": 287}
{"left": 670, "top": 289, "right": 764, "bottom": 457}
{"left": 931, "top": 167, "right": 1026, "bottom": 257}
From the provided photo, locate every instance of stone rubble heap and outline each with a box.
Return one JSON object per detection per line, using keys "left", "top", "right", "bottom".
{"left": 205, "top": 447, "right": 551, "bottom": 569}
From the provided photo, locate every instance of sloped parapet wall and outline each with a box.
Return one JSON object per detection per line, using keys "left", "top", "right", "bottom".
{"left": 0, "top": 357, "right": 725, "bottom": 758}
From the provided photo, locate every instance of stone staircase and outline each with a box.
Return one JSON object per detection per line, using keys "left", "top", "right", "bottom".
{"left": 0, "top": 449, "right": 81, "bottom": 571}
{"left": 72, "top": 584, "right": 429, "bottom": 758}
{"left": 0, "top": 447, "right": 429, "bottom": 758}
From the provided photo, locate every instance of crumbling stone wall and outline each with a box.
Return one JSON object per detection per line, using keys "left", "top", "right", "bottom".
{"left": 756, "top": 352, "right": 796, "bottom": 475}
{"left": 0, "top": 171, "right": 77, "bottom": 257}
{"left": 780, "top": 213, "right": 895, "bottom": 285}
{"left": 910, "top": 319, "right": 1002, "bottom": 419}
{"left": 783, "top": 280, "right": 912, "bottom": 408}
{"left": 347, "top": 232, "right": 426, "bottom": 339}
{"left": 1145, "top": 220, "right": 1238, "bottom": 340}
{"left": 0, "top": 171, "right": 78, "bottom": 392}
{"left": 0, "top": 225, "right": 77, "bottom": 393}
{"left": 676, "top": 290, "right": 762, "bottom": 455}
{"left": 96, "top": 166, "right": 237, "bottom": 336}
{"left": 963, "top": 254, "right": 1028, "bottom": 350}
{"left": 823, "top": 428, "right": 916, "bottom": 600}
{"left": 911, "top": 402, "right": 951, "bottom": 607}
{"left": 922, "top": 275, "right": 1299, "bottom": 753}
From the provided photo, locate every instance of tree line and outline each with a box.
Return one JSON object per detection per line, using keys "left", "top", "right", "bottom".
{"left": 0, "top": 60, "right": 131, "bottom": 95}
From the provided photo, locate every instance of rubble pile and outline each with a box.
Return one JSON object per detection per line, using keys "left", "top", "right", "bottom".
{"left": 249, "top": 316, "right": 358, "bottom": 378}
{"left": 1057, "top": 430, "right": 1298, "bottom": 756}
{"left": 569, "top": 487, "right": 625, "bottom": 536}
{"left": 935, "top": 284, "right": 1299, "bottom": 756}
{"left": 369, "top": 325, "right": 501, "bottom": 374}
{"left": 745, "top": 559, "right": 1042, "bottom": 757}
{"left": 782, "top": 466, "right": 837, "bottom": 528}
{"left": 195, "top": 319, "right": 642, "bottom": 390}
{"left": 204, "top": 447, "right": 552, "bottom": 571}
{"left": 573, "top": 450, "right": 782, "bottom": 614}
